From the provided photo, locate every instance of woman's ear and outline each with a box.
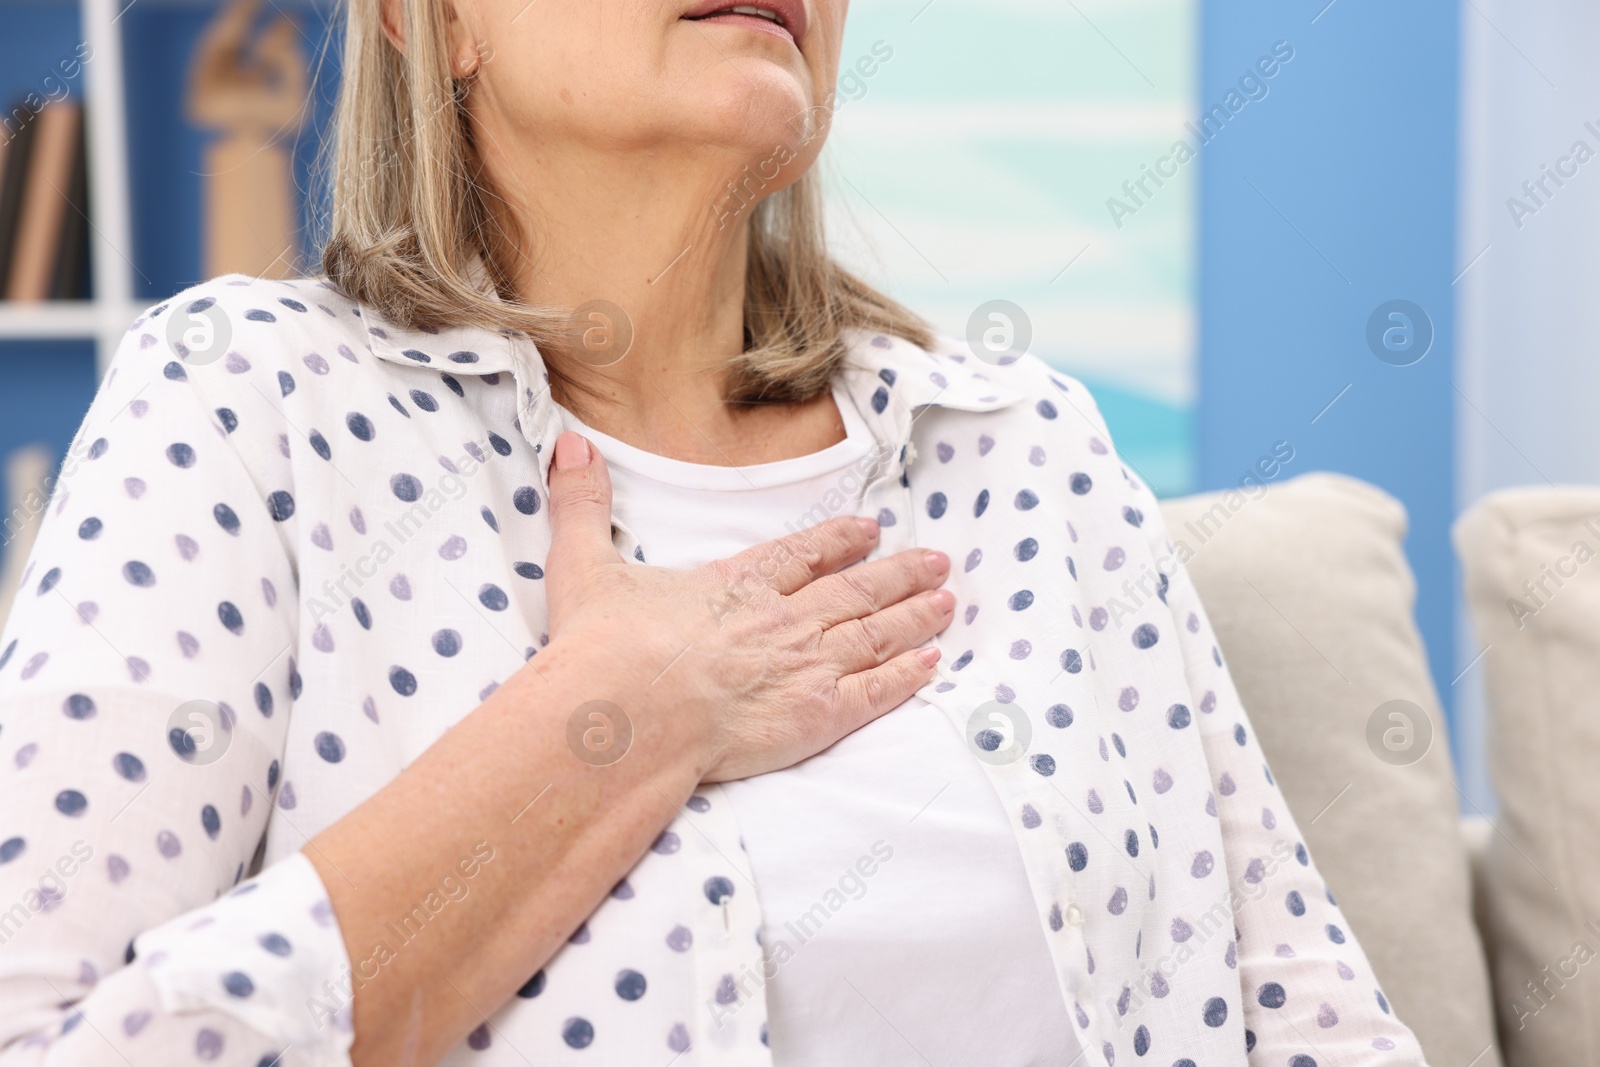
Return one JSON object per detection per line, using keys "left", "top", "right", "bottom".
{"left": 378, "top": 0, "right": 481, "bottom": 78}
{"left": 441, "top": 0, "right": 485, "bottom": 79}
{"left": 378, "top": 0, "right": 406, "bottom": 54}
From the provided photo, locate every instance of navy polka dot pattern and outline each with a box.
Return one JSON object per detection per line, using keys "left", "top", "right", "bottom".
{"left": 0, "top": 273, "right": 1424, "bottom": 1066}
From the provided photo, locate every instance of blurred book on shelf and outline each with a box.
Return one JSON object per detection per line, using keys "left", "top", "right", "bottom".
{"left": 0, "top": 98, "right": 91, "bottom": 303}
{"left": 0, "top": 105, "right": 38, "bottom": 298}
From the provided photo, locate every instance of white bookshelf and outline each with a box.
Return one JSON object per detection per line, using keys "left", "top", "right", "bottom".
{"left": 0, "top": 0, "right": 152, "bottom": 377}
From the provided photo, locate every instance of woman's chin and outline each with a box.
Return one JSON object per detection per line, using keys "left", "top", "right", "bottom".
{"left": 685, "top": 75, "right": 822, "bottom": 154}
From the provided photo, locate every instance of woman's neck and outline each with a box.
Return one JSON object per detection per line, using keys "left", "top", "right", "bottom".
{"left": 486, "top": 138, "right": 845, "bottom": 466}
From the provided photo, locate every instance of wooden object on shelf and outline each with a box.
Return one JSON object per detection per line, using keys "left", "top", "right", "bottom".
{"left": 5, "top": 101, "right": 81, "bottom": 302}
{"left": 186, "top": 0, "right": 308, "bottom": 280}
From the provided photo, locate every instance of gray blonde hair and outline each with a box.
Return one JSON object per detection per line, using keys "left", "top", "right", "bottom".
{"left": 313, "top": 0, "right": 933, "bottom": 405}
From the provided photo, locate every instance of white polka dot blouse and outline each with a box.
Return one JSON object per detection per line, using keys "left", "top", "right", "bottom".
{"left": 0, "top": 270, "right": 1429, "bottom": 1066}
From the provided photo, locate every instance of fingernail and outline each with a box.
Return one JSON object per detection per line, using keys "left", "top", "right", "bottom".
{"left": 929, "top": 589, "right": 955, "bottom": 613}
{"left": 554, "top": 432, "right": 591, "bottom": 471}
{"left": 856, "top": 516, "right": 880, "bottom": 538}
{"left": 917, "top": 646, "right": 941, "bottom": 668}
{"left": 924, "top": 550, "right": 948, "bottom": 574}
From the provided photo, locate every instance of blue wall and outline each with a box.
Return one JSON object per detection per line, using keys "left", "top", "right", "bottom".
{"left": 1197, "top": 3, "right": 1462, "bottom": 736}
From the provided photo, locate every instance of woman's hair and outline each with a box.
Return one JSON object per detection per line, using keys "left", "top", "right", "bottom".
{"left": 312, "top": 0, "right": 934, "bottom": 406}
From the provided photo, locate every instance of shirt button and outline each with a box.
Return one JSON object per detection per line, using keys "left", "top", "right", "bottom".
{"left": 1065, "top": 902, "right": 1085, "bottom": 927}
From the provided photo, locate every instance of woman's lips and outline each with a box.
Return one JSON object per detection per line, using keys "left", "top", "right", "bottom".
{"left": 681, "top": 2, "right": 807, "bottom": 50}
{"left": 689, "top": 10, "right": 795, "bottom": 46}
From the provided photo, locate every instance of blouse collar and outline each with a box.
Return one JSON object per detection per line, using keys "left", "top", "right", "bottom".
{"left": 347, "top": 255, "right": 1028, "bottom": 490}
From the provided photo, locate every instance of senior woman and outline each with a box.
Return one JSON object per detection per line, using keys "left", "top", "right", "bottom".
{"left": 0, "top": 1, "right": 1427, "bottom": 1065}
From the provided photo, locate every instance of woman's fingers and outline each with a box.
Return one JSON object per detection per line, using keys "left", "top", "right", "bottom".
{"left": 832, "top": 646, "right": 944, "bottom": 732}
{"left": 717, "top": 515, "right": 880, "bottom": 596}
{"left": 790, "top": 547, "right": 950, "bottom": 628}
{"left": 545, "top": 432, "right": 624, "bottom": 618}
{"left": 820, "top": 588, "right": 954, "bottom": 674}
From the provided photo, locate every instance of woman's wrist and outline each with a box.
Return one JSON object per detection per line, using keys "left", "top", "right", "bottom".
{"left": 535, "top": 620, "right": 723, "bottom": 787}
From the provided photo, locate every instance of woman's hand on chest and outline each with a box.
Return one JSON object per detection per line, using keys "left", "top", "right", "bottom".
{"left": 543, "top": 430, "right": 956, "bottom": 782}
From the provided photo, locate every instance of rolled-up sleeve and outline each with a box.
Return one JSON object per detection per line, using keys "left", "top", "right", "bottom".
{"left": 0, "top": 305, "right": 354, "bottom": 1065}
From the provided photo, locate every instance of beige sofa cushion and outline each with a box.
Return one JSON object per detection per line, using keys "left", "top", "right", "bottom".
{"left": 1455, "top": 489, "right": 1600, "bottom": 1067}
{"left": 1161, "top": 472, "right": 1501, "bottom": 1067}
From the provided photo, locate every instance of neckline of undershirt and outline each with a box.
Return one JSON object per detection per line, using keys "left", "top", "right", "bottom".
{"left": 556, "top": 384, "right": 875, "bottom": 492}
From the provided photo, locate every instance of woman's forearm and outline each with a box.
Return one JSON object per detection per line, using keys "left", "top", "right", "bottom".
{"left": 306, "top": 634, "right": 707, "bottom": 1066}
